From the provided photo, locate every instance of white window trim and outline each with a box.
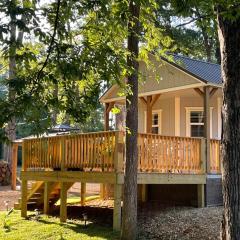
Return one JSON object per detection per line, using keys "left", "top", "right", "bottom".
{"left": 144, "top": 110, "right": 162, "bottom": 134}
{"left": 185, "top": 107, "right": 213, "bottom": 138}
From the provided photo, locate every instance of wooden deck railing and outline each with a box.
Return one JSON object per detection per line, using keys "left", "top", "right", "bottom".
{"left": 22, "top": 131, "right": 220, "bottom": 174}
{"left": 138, "top": 133, "right": 204, "bottom": 173}
{"left": 22, "top": 131, "right": 123, "bottom": 172}
{"left": 210, "top": 139, "right": 221, "bottom": 174}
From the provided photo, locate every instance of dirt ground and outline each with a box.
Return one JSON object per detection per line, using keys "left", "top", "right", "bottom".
{"left": 74, "top": 199, "right": 222, "bottom": 240}
{"left": 0, "top": 183, "right": 100, "bottom": 211}
{"left": 138, "top": 204, "right": 222, "bottom": 240}
{"left": 0, "top": 186, "right": 223, "bottom": 239}
{"left": 0, "top": 186, "right": 20, "bottom": 210}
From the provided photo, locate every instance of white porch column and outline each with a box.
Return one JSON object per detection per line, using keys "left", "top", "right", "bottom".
{"left": 204, "top": 86, "right": 211, "bottom": 173}
{"left": 174, "top": 97, "right": 180, "bottom": 136}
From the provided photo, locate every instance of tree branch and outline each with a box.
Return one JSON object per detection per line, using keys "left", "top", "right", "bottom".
{"left": 175, "top": 14, "right": 212, "bottom": 28}
{"left": 35, "top": 0, "right": 61, "bottom": 81}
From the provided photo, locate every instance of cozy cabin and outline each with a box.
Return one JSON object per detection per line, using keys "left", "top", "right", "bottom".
{"left": 14, "top": 54, "right": 222, "bottom": 230}
{"left": 100, "top": 54, "right": 222, "bottom": 207}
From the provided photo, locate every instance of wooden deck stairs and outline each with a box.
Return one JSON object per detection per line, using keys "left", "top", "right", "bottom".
{"left": 14, "top": 181, "right": 74, "bottom": 210}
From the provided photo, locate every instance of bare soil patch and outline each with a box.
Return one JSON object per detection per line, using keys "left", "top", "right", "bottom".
{"left": 0, "top": 186, "right": 20, "bottom": 210}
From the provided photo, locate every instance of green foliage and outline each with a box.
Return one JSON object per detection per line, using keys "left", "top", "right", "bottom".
{"left": 0, "top": 0, "right": 115, "bottom": 140}
{"left": 2, "top": 208, "right": 14, "bottom": 233}
{"left": 0, "top": 0, "right": 174, "bottom": 141}
{"left": 74, "top": 105, "right": 104, "bottom": 133}
{"left": 155, "top": 0, "right": 219, "bottom": 62}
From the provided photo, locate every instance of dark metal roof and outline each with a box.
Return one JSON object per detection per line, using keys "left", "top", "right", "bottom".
{"left": 169, "top": 54, "right": 222, "bottom": 85}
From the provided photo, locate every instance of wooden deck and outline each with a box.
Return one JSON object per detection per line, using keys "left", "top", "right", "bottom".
{"left": 15, "top": 130, "right": 221, "bottom": 230}
{"left": 20, "top": 131, "right": 221, "bottom": 174}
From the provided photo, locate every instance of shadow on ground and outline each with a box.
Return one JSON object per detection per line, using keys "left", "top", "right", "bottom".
{"left": 50, "top": 205, "right": 114, "bottom": 227}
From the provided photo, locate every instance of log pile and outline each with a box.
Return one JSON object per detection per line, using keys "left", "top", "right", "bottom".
{"left": 0, "top": 160, "right": 11, "bottom": 186}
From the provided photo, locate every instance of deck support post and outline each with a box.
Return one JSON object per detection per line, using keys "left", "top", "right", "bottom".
{"left": 81, "top": 182, "right": 86, "bottom": 206}
{"left": 100, "top": 183, "right": 105, "bottom": 200}
{"left": 60, "top": 182, "right": 68, "bottom": 222}
{"left": 204, "top": 86, "right": 211, "bottom": 173}
{"left": 11, "top": 143, "right": 18, "bottom": 190}
{"left": 21, "top": 179, "right": 28, "bottom": 218}
{"left": 100, "top": 184, "right": 105, "bottom": 199}
{"left": 143, "top": 96, "right": 153, "bottom": 204}
{"left": 197, "top": 184, "right": 205, "bottom": 208}
{"left": 141, "top": 184, "right": 148, "bottom": 202}
{"left": 102, "top": 102, "right": 115, "bottom": 199}
{"left": 113, "top": 184, "right": 122, "bottom": 231}
{"left": 100, "top": 186, "right": 105, "bottom": 199}
{"left": 44, "top": 182, "right": 51, "bottom": 214}
{"left": 142, "top": 95, "right": 161, "bottom": 202}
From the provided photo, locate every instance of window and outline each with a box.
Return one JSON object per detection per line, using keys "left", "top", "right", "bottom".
{"left": 186, "top": 107, "right": 213, "bottom": 137}
{"left": 190, "top": 111, "right": 204, "bottom": 137}
{"left": 152, "top": 113, "right": 159, "bottom": 134}
{"left": 144, "top": 110, "right": 162, "bottom": 134}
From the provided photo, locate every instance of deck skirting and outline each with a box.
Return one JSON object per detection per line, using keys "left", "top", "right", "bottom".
{"left": 21, "top": 171, "right": 117, "bottom": 183}
{"left": 21, "top": 171, "right": 206, "bottom": 185}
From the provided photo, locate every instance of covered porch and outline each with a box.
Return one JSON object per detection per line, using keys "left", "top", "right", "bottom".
{"left": 102, "top": 84, "right": 222, "bottom": 173}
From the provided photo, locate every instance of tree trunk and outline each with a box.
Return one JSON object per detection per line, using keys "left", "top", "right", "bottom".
{"left": 121, "top": 1, "right": 140, "bottom": 240}
{"left": 216, "top": 5, "right": 240, "bottom": 240}
{"left": 4, "top": 0, "right": 28, "bottom": 164}
{"left": 4, "top": 8, "right": 17, "bottom": 164}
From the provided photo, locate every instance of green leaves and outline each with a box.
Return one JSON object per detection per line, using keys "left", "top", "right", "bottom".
{"left": 0, "top": 0, "right": 181, "bottom": 141}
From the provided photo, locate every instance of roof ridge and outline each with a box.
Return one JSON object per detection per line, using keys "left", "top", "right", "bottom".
{"left": 172, "top": 53, "right": 220, "bottom": 67}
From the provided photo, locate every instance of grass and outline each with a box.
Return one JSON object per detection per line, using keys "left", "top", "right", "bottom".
{"left": 0, "top": 210, "right": 119, "bottom": 240}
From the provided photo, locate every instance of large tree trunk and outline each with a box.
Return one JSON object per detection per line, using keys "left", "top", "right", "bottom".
{"left": 4, "top": 8, "right": 17, "bottom": 164}
{"left": 121, "top": 1, "right": 140, "bottom": 240}
{"left": 216, "top": 5, "right": 240, "bottom": 240}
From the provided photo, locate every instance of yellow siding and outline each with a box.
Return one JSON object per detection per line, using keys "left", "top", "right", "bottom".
{"left": 102, "top": 56, "right": 201, "bottom": 101}
{"left": 135, "top": 93, "right": 221, "bottom": 138}
{"left": 139, "top": 56, "right": 199, "bottom": 93}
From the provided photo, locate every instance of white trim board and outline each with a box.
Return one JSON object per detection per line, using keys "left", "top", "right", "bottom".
{"left": 100, "top": 83, "right": 205, "bottom": 103}
{"left": 217, "top": 97, "right": 222, "bottom": 139}
{"left": 185, "top": 107, "right": 213, "bottom": 138}
{"left": 175, "top": 97, "right": 180, "bottom": 136}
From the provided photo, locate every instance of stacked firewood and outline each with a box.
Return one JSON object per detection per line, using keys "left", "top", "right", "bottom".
{"left": 0, "top": 160, "right": 11, "bottom": 186}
